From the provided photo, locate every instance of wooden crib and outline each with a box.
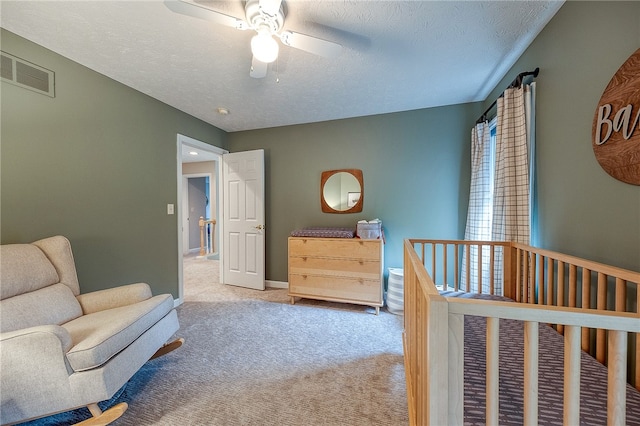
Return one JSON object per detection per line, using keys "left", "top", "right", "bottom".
{"left": 403, "top": 239, "right": 640, "bottom": 425}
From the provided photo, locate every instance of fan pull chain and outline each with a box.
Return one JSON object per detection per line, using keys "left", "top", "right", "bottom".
{"left": 276, "top": 57, "right": 280, "bottom": 83}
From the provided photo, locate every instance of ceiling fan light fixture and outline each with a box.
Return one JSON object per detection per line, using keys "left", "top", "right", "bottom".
{"left": 251, "top": 31, "right": 279, "bottom": 63}
{"left": 166, "top": 0, "right": 342, "bottom": 78}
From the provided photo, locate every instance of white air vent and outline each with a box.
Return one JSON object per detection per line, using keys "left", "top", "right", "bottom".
{"left": 1, "top": 51, "right": 55, "bottom": 97}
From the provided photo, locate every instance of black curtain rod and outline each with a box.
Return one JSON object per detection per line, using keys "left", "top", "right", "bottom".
{"left": 476, "top": 67, "right": 539, "bottom": 124}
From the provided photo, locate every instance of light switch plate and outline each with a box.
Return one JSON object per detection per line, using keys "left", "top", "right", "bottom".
{"left": 167, "top": 204, "right": 174, "bottom": 215}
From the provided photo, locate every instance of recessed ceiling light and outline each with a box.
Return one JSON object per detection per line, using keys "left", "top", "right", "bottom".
{"left": 216, "top": 107, "right": 229, "bottom": 115}
{"left": 189, "top": 151, "right": 199, "bottom": 156}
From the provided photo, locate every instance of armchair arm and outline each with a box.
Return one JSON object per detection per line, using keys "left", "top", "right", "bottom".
{"left": 1, "top": 324, "right": 72, "bottom": 352}
{"left": 76, "top": 282, "right": 152, "bottom": 314}
{"left": 1, "top": 326, "right": 77, "bottom": 422}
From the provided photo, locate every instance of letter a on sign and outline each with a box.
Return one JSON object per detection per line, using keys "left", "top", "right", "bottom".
{"left": 592, "top": 48, "right": 640, "bottom": 185}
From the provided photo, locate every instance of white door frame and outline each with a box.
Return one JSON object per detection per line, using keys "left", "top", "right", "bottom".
{"left": 176, "top": 134, "right": 228, "bottom": 305}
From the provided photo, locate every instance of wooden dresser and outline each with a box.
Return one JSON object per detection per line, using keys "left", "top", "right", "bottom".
{"left": 288, "top": 237, "right": 384, "bottom": 314}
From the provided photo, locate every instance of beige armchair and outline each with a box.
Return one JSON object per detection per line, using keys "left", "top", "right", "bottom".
{"left": 0, "top": 236, "right": 182, "bottom": 425}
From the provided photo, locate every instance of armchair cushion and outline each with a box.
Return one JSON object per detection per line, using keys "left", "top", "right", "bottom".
{"left": 0, "top": 283, "right": 83, "bottom": 333}
{"left": 32, "top": 233, "right": 81, "bottom": 294}
{"left": 0, "top": 243, "right": 60, "bottom": 299}
{"left": 63, "top": 294, "right": 174, "bottom": 371}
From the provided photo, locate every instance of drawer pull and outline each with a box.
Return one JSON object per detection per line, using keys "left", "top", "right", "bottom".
{"left": 302, "top": 257, "right": 308, "bottom": 261}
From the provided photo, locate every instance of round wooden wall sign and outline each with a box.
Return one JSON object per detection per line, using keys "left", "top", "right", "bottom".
{"left": 592, "top": 48, "right": 640, "bottom": 185}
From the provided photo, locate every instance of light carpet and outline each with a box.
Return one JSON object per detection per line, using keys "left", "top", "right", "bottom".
{"left": 24, "top": 256, "right": 408, "bottom": 425}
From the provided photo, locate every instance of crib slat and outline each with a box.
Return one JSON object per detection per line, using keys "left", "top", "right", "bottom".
{"left": 489, "top": 245, "right": 495, "bottom": 295}
{"left": 557, "top": 261, "right": 565, "bottom": 334}
{"left": 443, "top": 244, "right": 448, "bottom": 288}
{"left": 557, "top": 260, "right": 565, "bottom": 306}
{"left": 516, "top": 248, "right": 522, "bottom": 302}
{"left": 478, "top": 244, "right": 483, "bottom": 294}
{"left": 547, "top": 257, "right": 554, "bottom": 305}
{"left": 636, "top": 331, "right": 640, "bottom": 391}
{"left": 486, "top": 317, "right": 499, "bottom": 425}
{"left": 448, "top": 312, "right": 464, "bottom": 424}
{"left": 454, "top": 244, "right": 459, "bottom": 291}
{"left": 568, "top": 264, "right": 577, "bottom": 308}
{"left": 524, "top": 321, "right": 539, "bottom": 425}
{"left": 546, "top": 257, "right": 554, "bottom": 307}
{"left": 581, "top": 268, "right": 591, "bottom": 352}
{"left": 581, "top": 268, "right": 591, "bottom": 309}
{"left": 465, "top": 244, "right": 471, "bottom": 293}
{"left": 529, "top": 253, "right": 537, "bottom": 303}
{"left": 563, "top": 325, "right": 581, "bottom": 425}
{"left": 637, "top": 285, "right": 640, "bottom": 391}
{"left": 608, "top": 330, "right": 627, "bottom": 425}
{"left": 503, "top": 245, "right": 514, "bottom": 299}
{"left": 523, "top": 251, "right": 529, "bottom": 303}
{"left": 432, "top": 243, "right": 436, "bottom": 285}
{"left": 596, "top": 273, "right": 607, "bottom": 363}
{"left": 537, "top": 254, "right": 545, "bottom": 305}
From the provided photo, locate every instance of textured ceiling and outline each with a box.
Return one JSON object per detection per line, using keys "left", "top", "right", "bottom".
{"left": 0, "top": 0, "right": 563, "bottom": 132}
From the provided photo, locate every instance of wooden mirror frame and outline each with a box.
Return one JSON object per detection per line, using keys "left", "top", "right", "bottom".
{"left": 320, "top": 169, "right": 364, "bottom": 214}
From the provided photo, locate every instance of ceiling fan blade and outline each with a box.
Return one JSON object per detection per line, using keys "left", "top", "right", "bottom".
{"left": 279, "top": 31, "right": 342, "bottom": 59}
{"left": 164, "top": 0, "right": 248, "bottom": 30}
{"left": 259, "top": 0, "right": 283, "bottom": 16}
{"left": 250, "top": 56, "right": 268, "bottom": 79}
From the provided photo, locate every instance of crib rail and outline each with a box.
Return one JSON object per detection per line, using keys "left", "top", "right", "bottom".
{"left": 403, "top": 239, "right": 640, "bottom": 426}
{"left": 510, "top": 242, "right": 639, "bottom": 364}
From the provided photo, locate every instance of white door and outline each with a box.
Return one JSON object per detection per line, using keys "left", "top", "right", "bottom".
{"left": 223, "top": 149, "right": 265, "bottom": 290}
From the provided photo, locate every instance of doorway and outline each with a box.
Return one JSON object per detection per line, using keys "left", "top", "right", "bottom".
{"left": 183, "top": 175, "right": 213, "bottom": 254}
{"left": 176, "top": 134, "right": 228, "bottom": 304}
{"left": 188, "top": 176, "right": 208, "bottom": 252}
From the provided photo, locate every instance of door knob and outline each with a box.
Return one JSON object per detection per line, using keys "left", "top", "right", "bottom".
{"left": 254, "top": 224, "right": 264, "bottom": 230}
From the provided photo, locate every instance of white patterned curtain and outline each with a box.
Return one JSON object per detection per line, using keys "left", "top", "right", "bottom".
{"left": 461, "top": 122, "right": 492, "bottom": 292}
{"left": 463, "top": 82, "right": 536, "bottom": 295}
{"left": 491, "top": 83, "right": 535, "bottom": 294}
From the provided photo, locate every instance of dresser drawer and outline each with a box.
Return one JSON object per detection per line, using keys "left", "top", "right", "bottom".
{"left": 289, "top": 256, "right": 380, "bottom": 279}
{"left": 289, "top": 274, "right": 382, "bottom": 305}
{"left": 289, "top": 237, "right": 380, "bottom": 259}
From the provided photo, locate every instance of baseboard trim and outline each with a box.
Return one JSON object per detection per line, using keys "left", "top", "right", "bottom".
{"left": 266, "top": 280, "right": 288, "bottom": 289}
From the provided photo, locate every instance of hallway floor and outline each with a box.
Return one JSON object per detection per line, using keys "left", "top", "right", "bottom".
{"left": 183, "top": 253, "right": 220, "bottom": 301}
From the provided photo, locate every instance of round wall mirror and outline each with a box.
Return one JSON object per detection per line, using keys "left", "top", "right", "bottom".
{"left": 320, "top": 169, "right": 363, "bottom": 213}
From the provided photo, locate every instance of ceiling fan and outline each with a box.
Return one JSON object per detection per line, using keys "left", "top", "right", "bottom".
{"left": 164, "top": 0, "right": 343, "bottom": 78}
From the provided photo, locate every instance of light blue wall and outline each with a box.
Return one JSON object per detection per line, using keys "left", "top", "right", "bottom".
{"left": 228, "top": 104, "right": 479, "bottom": 282}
